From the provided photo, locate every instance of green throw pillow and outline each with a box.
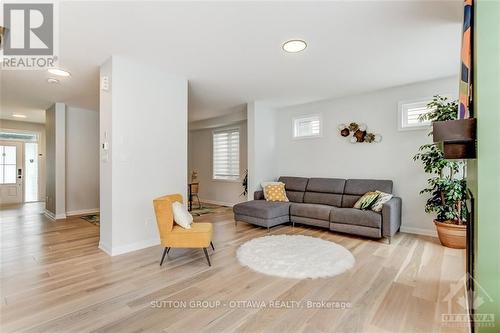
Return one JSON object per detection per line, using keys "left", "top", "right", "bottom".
{"left": 353, "top": 191, "right": 380, "bottom": 210}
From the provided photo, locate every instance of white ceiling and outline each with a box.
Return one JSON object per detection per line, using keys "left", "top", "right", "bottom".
{"left": 1, "top": 1, "right": 463, "bottom": 122}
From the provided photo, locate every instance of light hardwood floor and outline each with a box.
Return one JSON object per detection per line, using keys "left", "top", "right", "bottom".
{"left": 0, "top": 203, "right": 468, "bottom": 333}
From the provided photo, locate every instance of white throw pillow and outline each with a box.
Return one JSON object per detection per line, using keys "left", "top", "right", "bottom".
{"left": 261, "top": 181, "right": 285, "bottom": 200}
{"left": 172, "top": 202, "right": 193, "bottom": 229}
{"left": 370, "top": 191, "right": 393, "bottom": 212}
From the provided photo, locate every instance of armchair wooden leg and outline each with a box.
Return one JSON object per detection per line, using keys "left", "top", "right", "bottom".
{"left": 210, "top": 242, "right": 215, "bottom": 251}
{"left": 203, "top": 248, "right": 211, "bottom": 266}
{"left": 160, "top": 247, "right": 168, "bottom": 266}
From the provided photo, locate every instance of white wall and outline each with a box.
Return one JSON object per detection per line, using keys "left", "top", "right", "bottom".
{"left": 247, "top": 101, "right": 279, "bottom": 197}
{"left": 45, "top": 106, "right": 55, "bottom": 213}
{"left": 272, "top": 76, "right": 457, "bottom": 236}
{"left": 99, "top": 58, "right": 113, "bottom": 250}
{"left": 188, "top": 121, "right": 247, "bottom": 206}
{"left": 45, "top": 103, "right": 66, "bottom": 219}
{"left": 99, "top": 56, "right": 188, "bottom": 256}
{"left": 66, "top": 107, "right": 99, "bottom": 215}
{"left": 0, "top": 119, "right": 46, "bottom": 201}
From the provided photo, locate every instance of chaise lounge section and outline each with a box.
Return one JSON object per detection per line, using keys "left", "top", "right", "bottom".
{"left": 233, "top": 176, "right": 402, "bottom": 243}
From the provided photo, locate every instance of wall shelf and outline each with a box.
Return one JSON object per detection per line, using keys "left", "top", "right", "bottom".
{"left": 432, "top": 118, "right": 477, "bottom": 159}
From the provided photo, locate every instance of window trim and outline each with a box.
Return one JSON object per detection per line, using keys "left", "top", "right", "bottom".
{"left": 398, "top": 99, "right": 435, "bottom": 131}
{"left": 212, "top": 127, "right": 240, "bottom": 182}
{"left": 0, "top": 130, "right": 39, "bottom": 142}
{"left": 292, "top": 114, "right": 323, "bottom": 139}
{"left": 398, "top": 95, "right": 456, "bottom": 131}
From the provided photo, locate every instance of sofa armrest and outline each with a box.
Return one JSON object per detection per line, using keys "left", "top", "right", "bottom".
{"left": 382, "top": 197, "right": 402, "bottom": 237}
{"left": 254, "top": 190, "right": 265, "bottom": 200}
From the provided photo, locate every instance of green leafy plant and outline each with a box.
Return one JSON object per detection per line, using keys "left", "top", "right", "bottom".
{"left": 420, "top": 95, "right": 458, "bottom": 123}
{"left": 241, "top": 169, "right": 248, "bottom": 197}
{"left": 413, "top": 95, "right": 469, "bottom": 224}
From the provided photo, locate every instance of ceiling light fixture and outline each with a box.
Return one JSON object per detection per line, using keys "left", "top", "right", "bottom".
{"left": 12, "top": 114, "right": 27, "bottom": 118}
{"left": 282, "top": 39, "right": 307, "bottom": 53}
{"left": 47, "top": 77, "right": 59, "bottom": 84}
{"left": 47, "top": 68, "right": 71, "bottom": 77}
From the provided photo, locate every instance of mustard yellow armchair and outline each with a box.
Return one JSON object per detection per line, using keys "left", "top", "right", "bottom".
{"left": 153, "top": 194, "right": 214, "bottom": 266}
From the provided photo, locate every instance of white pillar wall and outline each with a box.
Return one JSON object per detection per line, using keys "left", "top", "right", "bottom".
{"left": 99, "top": 56, "right": 188, "bottom": 256}
{"left": 247, "top": 101, "right": 279, "bottom": 199}
{"left": 45, "top": 102, "right": 66, "bottom": 219}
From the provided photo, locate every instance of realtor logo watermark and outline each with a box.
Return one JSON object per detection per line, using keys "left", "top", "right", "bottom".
{"left": 1, "top": 1, "right": 58, "bottom": 69}
{"left": 441, "top": 273, "right": 495, "bottom": 328}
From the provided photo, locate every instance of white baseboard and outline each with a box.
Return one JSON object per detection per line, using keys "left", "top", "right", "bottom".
{"left": 199, "top": 198, "right": 237, "bottom": 207}
{"left": 44, "top": 210, "right": 66, "bottom": 220}
{"left": 44, "top": 209, "right": 55, "bottom": 220}
{"left": 66, "top": 208, "right": 99, "bottom": 216}
{"left": 99, "top": 238, "right": 160, "bottom": 256}
{"left": 400, "top": 226, "right": 437, "bottom": 237}
{"left": 98, "top": 241, "right": 112, "bottom": 256}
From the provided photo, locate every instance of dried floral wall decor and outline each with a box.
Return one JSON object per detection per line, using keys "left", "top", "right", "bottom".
{"left": 337, "top": 122, "right": 382, "bottom": 144}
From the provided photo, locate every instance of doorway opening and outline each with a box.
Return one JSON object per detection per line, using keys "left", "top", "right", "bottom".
{"left": 0, "top": 131, "right": 40, "bottom": 204}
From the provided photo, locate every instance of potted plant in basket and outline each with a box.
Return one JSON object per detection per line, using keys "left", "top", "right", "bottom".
{"left": 413, "top": 96, "right": 469, "bottom": 249}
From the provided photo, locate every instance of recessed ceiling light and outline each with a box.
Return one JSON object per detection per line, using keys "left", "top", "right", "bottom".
{"left": 282, "top": 39, "right": 307, "bottom": 53}
{"left": 12, "top": 114, "right": 27, "bottom": 118}
{"left": 47, "top": 77, "right": 59, "bottom": 84}
{"left": 47, "top": 68, "right": 71, "bottom": 77}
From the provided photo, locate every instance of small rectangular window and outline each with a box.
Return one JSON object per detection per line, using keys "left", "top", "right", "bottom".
{"left": 0, "top": 132, "right": 38, "bottom": 141}
{"left": 293, "top": 115, "right": 322, "bottom": 138}
{"left": 213, "top": 128, "right": 240, "bottom": 181}
{"left": 398, "top": 100, "right": 434, "bottom": 130}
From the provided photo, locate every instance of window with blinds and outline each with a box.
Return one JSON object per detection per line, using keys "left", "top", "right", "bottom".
{"left": 399, "top": 100, "right": 434, "bottom": 130}
{"left": 213, "top": 128, "right": 240, "bottom": 180}
{"left": 293, "top": 115, "right": 322, "bottom": 138}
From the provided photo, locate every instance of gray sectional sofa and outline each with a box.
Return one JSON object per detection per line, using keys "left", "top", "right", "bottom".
{"left": 233, "top": 177, "right": 402, "bottom": 243}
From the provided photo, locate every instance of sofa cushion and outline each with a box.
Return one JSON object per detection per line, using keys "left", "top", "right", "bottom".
{"left": 279, "top": 176, "right": 309, "bottom": 191}
{"left": 330, "top": 207, "right": 381, "bottom": 228}
{"left": 279, "top": 176, "right": 309, "bottom": 203}
{"left": 291, "top": 216, "right": 330, "bottom": 229}
{"left": 233, "top": 200, "right": 290, "bottom": 219}
{"left": 306, "top": 178, "right": 346, "bottom": 193}
{"left": 304, "top": 192, "right": 343, "bottom": 207}
{"left": 342, "top": 179, "right": 393, "bottom": 208}
{"left": 290, "top": 203, "right": 332, "bottom": 221}
{"left": 342, "top": 195, "right": 362, "bottom": 208}
{"left": 303, "top": 178, "right": 345, "bottom": 207}
{"left": 344, "top": 179, "right": 393, "bottom": 195}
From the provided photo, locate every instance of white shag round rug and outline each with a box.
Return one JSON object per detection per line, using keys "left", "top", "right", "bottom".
{"left": 236, "top": 235, "right": 355, "bottom": 279}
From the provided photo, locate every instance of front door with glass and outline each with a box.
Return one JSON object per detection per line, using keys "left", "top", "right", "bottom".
{"left": 0, "top": 141, "right": 23, "bottom": 204}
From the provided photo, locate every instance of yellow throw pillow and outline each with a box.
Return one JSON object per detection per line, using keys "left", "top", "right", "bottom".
{"left": 263, "top": 183, "right": 289, "bottom": 202}
{"left": 353, "top": 191, "right": 380, "bottom": 210}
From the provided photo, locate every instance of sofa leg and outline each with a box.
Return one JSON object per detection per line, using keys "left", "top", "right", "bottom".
{"left": 160, "top": 247, "right": 168, "bottom": 266}
{"left": 292, "top": 221, "right": 295, "bottom": 228}
{"left": 267, "top": 226, "right": 270, "bottom": 233}
{"left": 203, "top": 248, "right": 212, "bottom": 266}
{"left": 385, "top": 236, "right": 392, "bottom": 245}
